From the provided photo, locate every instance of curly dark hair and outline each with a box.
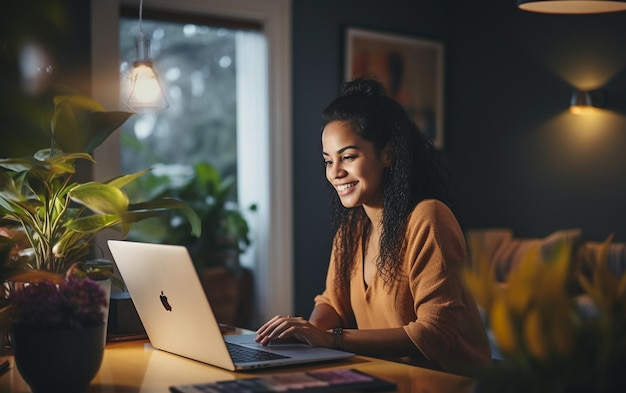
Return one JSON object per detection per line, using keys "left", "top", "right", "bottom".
{"left": 321, "top": 77, "right": 449, "bottom": 290}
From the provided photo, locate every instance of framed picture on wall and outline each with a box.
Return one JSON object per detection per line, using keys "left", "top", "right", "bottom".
{"left": 345, "top": 27, "right": 444, "bottom": 149}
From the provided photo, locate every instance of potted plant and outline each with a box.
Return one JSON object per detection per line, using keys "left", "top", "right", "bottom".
{"left": 0, "top": 95, "right": 201, "bottom": 386}
{"left": 0, "top": 95, "right": 200, "bottom": 277}
{"left": 9, "top": 276, "right": 108, "bottom": 393}
{"left": 125, "top": 161, "right": 255, "bottom": 327}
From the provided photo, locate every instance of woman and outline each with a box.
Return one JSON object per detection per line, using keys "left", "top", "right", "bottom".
{"left": 255, "top": 77, "right": 491, "bottom": 375}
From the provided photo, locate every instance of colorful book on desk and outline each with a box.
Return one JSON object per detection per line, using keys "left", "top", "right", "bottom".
{"left": 169, "top": 368, "right": 396, "bottom": 392}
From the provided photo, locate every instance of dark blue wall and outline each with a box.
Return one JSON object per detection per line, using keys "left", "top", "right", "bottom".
{"left": 447, "top": 1, "right": 626, "bottom": 244}
{"left": 292, "top": 0, "right": 447, "bottom": 316}
{"left": 292, "top": 1, "right": 626, "bottom": 316}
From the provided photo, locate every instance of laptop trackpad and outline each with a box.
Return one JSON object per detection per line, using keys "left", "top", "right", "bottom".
{"left": 224, "top": 333, "right": 309, "bottom": 350}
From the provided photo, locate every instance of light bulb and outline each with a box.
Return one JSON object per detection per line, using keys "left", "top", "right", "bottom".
{"left": 130, "top": 64, "right": 162, "bottom": 103}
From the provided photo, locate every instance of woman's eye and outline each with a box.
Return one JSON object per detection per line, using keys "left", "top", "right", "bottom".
{"left": 342, "top": 155, "right": 356, "bottom": 162}
{"left": 323, "top": 159, "right": 332, "bottom": 166}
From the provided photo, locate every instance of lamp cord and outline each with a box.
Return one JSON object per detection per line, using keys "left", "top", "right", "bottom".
{"left": 139, "top": 0, "right": 143, "bottom": 33}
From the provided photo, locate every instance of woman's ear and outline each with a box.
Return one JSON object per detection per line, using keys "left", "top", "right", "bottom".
{"left": 381, "top": 144, "right": 394, "bottom": 167}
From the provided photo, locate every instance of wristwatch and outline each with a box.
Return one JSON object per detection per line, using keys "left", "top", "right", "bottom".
{"left": 332, "top": 327, "right": 344, "bottom": 350}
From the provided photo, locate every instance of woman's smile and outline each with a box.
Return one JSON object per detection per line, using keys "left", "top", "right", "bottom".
{"left": 335, "top": 181, "right": 358, "bottom": 195}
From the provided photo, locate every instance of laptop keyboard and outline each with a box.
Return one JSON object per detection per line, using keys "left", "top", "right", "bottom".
{"left": 226, "top": 342, "right": 290, "bottom": 363}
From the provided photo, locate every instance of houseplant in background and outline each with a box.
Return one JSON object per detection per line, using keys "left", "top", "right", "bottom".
{"left": 464, "top": 234, "right": 626, "bottom": 393}
{"left": 125, "top": 161, "right": 256, "bottom": 327}
{"left": 0, "top": 95, "right": 201, "bottom": 389}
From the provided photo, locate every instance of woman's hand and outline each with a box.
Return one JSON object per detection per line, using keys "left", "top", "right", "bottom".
{"left": 254, "top": 315, "right": 334, "bottom": 348}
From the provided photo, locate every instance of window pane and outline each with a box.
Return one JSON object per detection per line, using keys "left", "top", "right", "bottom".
{"left": 119, "top": 17, "right": 238, "bottom": 195}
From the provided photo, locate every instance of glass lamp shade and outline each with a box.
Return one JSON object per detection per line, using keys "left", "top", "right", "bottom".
{"left": 127, "top": 62, "right": 169, "bottom": 114}
{"left": 126, "top": 30, "right": 168, "bottom": 114}
{"left": 517, "top": 0, "right": 626, "bottom": 14}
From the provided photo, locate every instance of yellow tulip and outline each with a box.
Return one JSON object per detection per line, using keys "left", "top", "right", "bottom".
{"left": 464, "top": 238, "right": 499, "bottom": 311}
{"left": 463, "top": 269, "right": 494, "bottom": 311}
{"left": 523, "top": 308, "right": 549, "bottom": 361}
{"left": 506, "top": 246, "right": 541, "bottom": 315}
{"left": 490, "top": 297, "right": 519, "bottom": 356}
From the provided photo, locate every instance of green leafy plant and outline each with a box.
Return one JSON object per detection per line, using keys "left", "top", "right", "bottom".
{"left": 0, "top": 95, "right": 201, "bottom": 277}
{"left": 125, "top": 161, "right": 255, "bottom": 271}
{"left": 0, "top": 227, "right": 63, "bottom": 328}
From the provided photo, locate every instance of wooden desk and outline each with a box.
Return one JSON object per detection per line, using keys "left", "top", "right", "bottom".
{"left": 0, "top": 339, "right": 475, "bottom": 392}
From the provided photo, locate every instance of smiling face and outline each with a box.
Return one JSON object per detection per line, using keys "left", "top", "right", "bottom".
{"left": 322, "top": 120, "right": 392, "bottom": 210}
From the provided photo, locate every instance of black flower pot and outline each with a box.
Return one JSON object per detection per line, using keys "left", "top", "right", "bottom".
{"left": 11, "top": 324, "right": 105, "bottom": 393}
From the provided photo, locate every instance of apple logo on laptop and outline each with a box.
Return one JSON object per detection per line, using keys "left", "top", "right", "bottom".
{"left": 160, "top": 291, "right": 172, "bottom": 311}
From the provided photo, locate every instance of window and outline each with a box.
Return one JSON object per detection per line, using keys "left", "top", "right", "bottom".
{"left": 119, "top": 16, "right": 239, "bottom": 181}
{"left": 118, "top": 8, "right": 262, "bottom": 184}
{"left": 91, "top": 0, "right": 293, "bottom": 325}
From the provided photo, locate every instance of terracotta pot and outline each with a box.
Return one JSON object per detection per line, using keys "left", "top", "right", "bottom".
{"left": 11, "top": 324, "right": 105, "bottom": 393}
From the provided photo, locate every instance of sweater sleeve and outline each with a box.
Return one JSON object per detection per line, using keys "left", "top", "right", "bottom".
{"left": 402, "top": 200, "right": 491, "bottom": 370}
{"left": 313, "top": 245, "right": 356, "bottom": 328}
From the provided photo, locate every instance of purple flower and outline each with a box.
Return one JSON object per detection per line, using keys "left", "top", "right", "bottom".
{"left": 11, "top": 277, "right": 108, "bottom": 329}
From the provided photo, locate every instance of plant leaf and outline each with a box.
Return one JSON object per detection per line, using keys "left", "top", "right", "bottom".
{"left": 83, "top": 111, "right": 134, "bottom": 153}
{"left": 129, "top": 197, "right": 201, "bottom": 237}
{"left": 53, "top": 95, "right": 105, "bottom": 112}
{"left": 69, "top": 182, "right": 129, "bottom": 215}
{"left": 51, "top": 95, "right": 132, "bottom": 153}
{"left": 66, "top": 214, "right": 122, "bottom": 233}
{"left": 105, "top": 169, "right": 151, "bottom": 190}
{"left": 0, "top": 155, "right": 49, "bottom": 174}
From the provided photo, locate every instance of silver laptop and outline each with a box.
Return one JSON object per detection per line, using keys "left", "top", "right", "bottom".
{"left": 107, "top": 240, "right": 354, "bottom": 371}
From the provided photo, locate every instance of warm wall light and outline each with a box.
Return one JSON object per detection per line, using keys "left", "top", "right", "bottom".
{"left": 517, "top": 0, "right": 626, "bottom": 14}
{"left": 570, "top": 89, "right": 605, "bottom": 115}
{"left": 126, "top": 0, "right": 168, "bottom": 114}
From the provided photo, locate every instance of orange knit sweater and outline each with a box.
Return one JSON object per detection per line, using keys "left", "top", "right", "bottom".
{"left": 314, "top": 199, "right": 492, "bottom": 374}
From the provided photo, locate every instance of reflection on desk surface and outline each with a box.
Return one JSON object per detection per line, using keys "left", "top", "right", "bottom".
{"left": 0, "top": 339, "right": 475, "bottom": 393}
{"left": 139, "top": 344, "right": 235, "bottom": 392}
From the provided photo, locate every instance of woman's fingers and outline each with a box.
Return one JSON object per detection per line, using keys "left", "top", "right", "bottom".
{"left": 255, "top": 315, "right": 298, "bottom": 344}
{"left": 255, "top": 315, "right": 282, "bottom": 336}
{"left": 255, "top": 316, "right": 312, "bottom": 345}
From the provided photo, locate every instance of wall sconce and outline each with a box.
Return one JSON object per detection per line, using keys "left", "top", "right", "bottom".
{"left": 126, "top": 0, "right": 168, "bottom": 114}
{"left": 570, "top": 89, "right": 605, "bottom": 115}
{"left": 517, "top": 0, "right": 626, "bottom": 14}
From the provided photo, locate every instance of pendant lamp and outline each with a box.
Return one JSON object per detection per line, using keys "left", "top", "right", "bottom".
{"left": 517, "top": 0, "right": 626, "bottom": 14}
{"left": 126, "top": 0, "right": 168, "bottom": 114}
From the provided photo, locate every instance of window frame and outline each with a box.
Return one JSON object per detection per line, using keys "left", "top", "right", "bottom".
{"left": 90, "top": 0, "right": 293, "bottom": 324}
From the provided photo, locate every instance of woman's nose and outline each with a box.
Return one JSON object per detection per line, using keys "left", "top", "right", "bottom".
{"left": 328, "top": 163, "right": 346, "bottom": 179}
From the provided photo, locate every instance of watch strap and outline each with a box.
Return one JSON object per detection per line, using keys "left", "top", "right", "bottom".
{"left": 332, "top": 327, "right": 344, "bottom": 350}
